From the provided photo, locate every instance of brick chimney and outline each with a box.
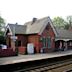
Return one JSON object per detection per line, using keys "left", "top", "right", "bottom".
{"left": 32, "top": 17, "right": 37, "bottom": 24}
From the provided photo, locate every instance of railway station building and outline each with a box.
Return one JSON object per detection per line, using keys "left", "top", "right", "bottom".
{"left": 5, "top": 16, "right": 72, "bottom": 54}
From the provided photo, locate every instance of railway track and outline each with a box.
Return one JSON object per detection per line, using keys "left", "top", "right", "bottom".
{"left": 64, "top": 69, "right": 72, "bottom": 72}
{"left": 1, "top": 55, "right": 72, "bottom": 72}
{"left": 14, "top": 58, "right": 72, "bottom": 72}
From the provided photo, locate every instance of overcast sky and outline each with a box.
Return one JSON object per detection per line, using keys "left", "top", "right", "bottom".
{"left": 0, "top": 0, "right": 72, "bottom": 24}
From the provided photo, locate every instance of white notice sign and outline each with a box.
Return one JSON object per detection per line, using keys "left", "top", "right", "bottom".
{"left": 27, "top": 43, "right": 34, "bottom": 54}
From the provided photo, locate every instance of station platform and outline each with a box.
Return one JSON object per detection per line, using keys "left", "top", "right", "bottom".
{"left": 0, "top": 50, "right": 72, "bottom": 65}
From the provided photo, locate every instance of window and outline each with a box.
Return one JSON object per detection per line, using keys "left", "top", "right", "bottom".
{"left": 42, "top": 37, "right": 46, "bottom": 48}
{"left": 18, "top": 41, "right": 21, "bottom": 46}
{"left": 47, "top": 37, "right": 51, "bottom": 48}
{"left": 41, "top": 37, "right": 51, "bottom": 48}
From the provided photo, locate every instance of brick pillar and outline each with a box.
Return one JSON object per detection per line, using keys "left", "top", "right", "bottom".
{"left": 36, "top": 47, "right": 40, "bottom": 53}
{"left": 59, "top": 41, "right": 62, "bottom": 50}
{"left": 64, "top": 41, "right": 67, "bottom": 50}
{"left": 35, "top": 43, "right": 40, "bottom": 53}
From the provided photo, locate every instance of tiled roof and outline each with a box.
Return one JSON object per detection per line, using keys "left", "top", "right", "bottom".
{"left": 7, "top": 16, "right": 56, "bottom": 35}
{"left": 25, "top": 17, "right": 49, "bottom": 34}
{"left": 8, "top": 24, "right": 27, "bottom": 34}
{"left": 6, "top": 17, "right": 72, "bottom": 39}
{"left": 55, "top": 28, "right": 72, "bottom": 39}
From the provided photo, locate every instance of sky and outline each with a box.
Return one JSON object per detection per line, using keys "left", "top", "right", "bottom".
{"left": 0, "top": 0, "right": 72, "bottom": 25}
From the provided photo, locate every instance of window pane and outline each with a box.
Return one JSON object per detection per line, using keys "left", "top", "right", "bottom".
{"left": 42, "top": 37, "right": 46, "bottom": 48}
{"left": 18, "top": 41, "right": 21, "bottom": 46}
{"left": 47, "top": 37, "right": 51, "bottom": 48}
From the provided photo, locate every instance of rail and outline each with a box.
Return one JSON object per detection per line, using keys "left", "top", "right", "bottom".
{"left": 1, "top": 55, "right": 72, "bottom": 72}
{"left": 14, "top": 58, "right": 72, "bottom": 72}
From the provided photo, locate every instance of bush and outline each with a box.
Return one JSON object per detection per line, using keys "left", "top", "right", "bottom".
{"left": 0, "top": 36, "right": 6, "bottom": 44}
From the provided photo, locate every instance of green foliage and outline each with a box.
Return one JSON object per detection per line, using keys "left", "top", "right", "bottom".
{"left": 53, "top": 16, "right": 72, "bottom": 29}
{"left": 64, "top": 16, "right": 72, "bottom": 29}
{"left": 64, "top": 24, "right": 70, "bottom": 29}
{"left": 0, "top": 31, "right": 4, "bottom": 36}
{"left": 0, "top": 16, "right": 5, "bottom": 36}
{"left": 53, "top": 17, "right": 67, "bottom": 29}
{"left": 0, "top": 36, "right": 6, "bottom": 44}
{"left": 67, "top": 16, "right": 72, "bottom": 24}
{"left": 0, "top": 16, "right": 5, "bottom": 26}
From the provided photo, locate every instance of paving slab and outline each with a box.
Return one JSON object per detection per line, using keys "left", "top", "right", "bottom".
{"left": 0, "top": 50, "right": 72, "bottom": 65}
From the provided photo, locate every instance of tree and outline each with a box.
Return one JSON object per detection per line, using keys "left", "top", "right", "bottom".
{"left": 0, "top": 16, "right": 5, "bottom": 36}
{"left": 0, "top": 36, "right": 6, "bottom": 44}
{"left": 52, "top": 17, "right": 67, "bottom": 29}
{"left": 64, "top": 24, "right": 70, "bottom": 30}
{"left": 0, "top": 15, "right": 6, "bottom": 45}
{"left": 67, "top": 16, "right": 72, "bottom": 25}
{"left": 62, "top": 16, "right": 72, "bottom": 29}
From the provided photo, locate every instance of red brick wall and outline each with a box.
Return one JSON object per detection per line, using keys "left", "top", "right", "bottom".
{"left": 15, "top": 23, "right": 55, "bottom": 54}
{"left": 41, "top": 24, "right": 55, "bottom": 38}
{"left": 40, "top": 24, "right": 55, "bottom": 52}
{"left": 28, "top": 35, "right": 40, "bottom": 53}
{"left": 16, "top": 34, "right": 28, "bottom": 54}
{"left": 16, "top": 34, "right": 28, "bottom": 46}
{"left": 27, "top": 23, "right": 55, "bottom": 53}
{"left": 0, "top": 48, "right": 16, "bottom": 57}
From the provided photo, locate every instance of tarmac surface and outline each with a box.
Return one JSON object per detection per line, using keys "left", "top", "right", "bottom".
{"left": 0, "top": 50, "right": 72, "bottom": 65}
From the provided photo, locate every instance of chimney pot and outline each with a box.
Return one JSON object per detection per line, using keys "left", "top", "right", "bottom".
{"left": 32, "top": 17, "right": 37, "bottom": 23}
{"left": 16, "top": 22, "right": 18, "bottom": 25}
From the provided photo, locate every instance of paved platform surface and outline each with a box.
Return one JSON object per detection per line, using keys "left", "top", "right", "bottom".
{"left": 0, "top": 50, "right": 72, "bottom": 65}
